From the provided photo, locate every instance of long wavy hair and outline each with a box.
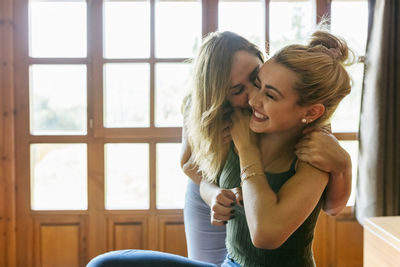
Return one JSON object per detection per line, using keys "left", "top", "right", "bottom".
{"left": 184, "top": 31, "right": 264, "bottom": 183}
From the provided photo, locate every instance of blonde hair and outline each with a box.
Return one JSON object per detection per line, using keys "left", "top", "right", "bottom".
{"left": 272, "top": 30, "right": 355, "bottom": 125}
{"left": 184, "top": 31, "right": 264, "bottom": 183}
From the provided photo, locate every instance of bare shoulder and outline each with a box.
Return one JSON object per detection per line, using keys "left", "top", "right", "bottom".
{"left": 295, "top": 160, "right": 329, "bottom": 181}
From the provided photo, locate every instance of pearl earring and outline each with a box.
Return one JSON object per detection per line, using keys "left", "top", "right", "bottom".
{"left": 301, "top": 118, "right": 307, "bottom": 124}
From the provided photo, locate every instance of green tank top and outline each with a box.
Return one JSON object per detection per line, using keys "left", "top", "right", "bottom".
{"left": 218, "top": 145, "right": 323, "bottom": 267}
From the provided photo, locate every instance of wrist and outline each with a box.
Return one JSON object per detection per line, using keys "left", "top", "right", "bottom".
{"left": 331, "top": 151, "right": 351, "bottom": 177}
{"left": 236, "top": 143, "right": 259, "bottom": 154}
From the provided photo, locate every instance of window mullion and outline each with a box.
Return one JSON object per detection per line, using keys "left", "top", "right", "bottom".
{"left": 316, "top": 0, "right": 331, "bottom": 24}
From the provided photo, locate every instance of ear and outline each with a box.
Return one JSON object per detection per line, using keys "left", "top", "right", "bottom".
{"left": 304, "top": 104, "right": 325, "bottom": 123}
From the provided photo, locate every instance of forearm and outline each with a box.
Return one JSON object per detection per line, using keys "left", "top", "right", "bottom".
{"left": 238, "top": 147, "right": 328, "bottom": 249}
{"left": 237, "top": 147, "right": 280, "bottom": 243}
{"left": 199, "top": 179, "right": 220, "bottom": 207}
{"left": 323, "top": 158, "right": 352, "bottom": 215}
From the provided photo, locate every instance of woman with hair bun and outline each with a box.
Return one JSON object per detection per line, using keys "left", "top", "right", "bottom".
{"left": 217, "top": 30, "right": 354, "bottom": 266}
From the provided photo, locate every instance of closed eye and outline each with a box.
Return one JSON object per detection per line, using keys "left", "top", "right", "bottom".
{"left": 266, "top": 93, "right": 275, "bottom": 100}
{"left": 232, "top": 85, "right": 245, "bottom": 95}
{"left": 252, "top": 76, "right": 261, "bottom": 89}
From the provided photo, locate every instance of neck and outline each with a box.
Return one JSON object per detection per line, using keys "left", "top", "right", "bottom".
{"left": 259, "top": 129, "right": 303, "bottom": 171}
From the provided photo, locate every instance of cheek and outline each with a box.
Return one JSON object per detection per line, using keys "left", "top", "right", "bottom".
{"left": 228, "top": 94, "right": 249, "bottom": 108}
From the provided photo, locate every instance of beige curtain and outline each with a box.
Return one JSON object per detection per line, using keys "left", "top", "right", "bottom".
{"left": 355, "top": 0, "right": 400, "bottom": 224}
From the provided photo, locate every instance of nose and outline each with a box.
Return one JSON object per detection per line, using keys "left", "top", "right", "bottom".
{"left": 248, "top": 88, "right": 262, "bottom": 109}
{"left": 245, "top": 84, "right": 258, "bottom": 106}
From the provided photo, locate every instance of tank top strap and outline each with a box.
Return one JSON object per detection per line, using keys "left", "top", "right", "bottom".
{"left": 289, "top": 156, "right": 298, "bottom": 172}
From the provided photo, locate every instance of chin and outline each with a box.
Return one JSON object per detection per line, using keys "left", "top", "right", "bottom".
{"left": 249, "top": 123, "right": 268, "bottom": 134}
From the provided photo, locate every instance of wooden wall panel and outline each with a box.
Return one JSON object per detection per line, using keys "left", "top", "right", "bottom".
{"left": 158, "top": 216, "right": 187, "bottom": 257}
{"left": 313, "top": 209, "right": 364, "bottom": 267}
{"left": 335, "top": 220, "right": 363, "bottom": 267}
{"left": 34, "top": 217, "right": 87, "bottom": 267}
{"left": 164, "top": 223, "right": 187, "bottom": 256}
{"left": 313, "top": 211, "right": 328, "bottom": 266}
{"left": 107, "top": 217, "right": 148, "bottom": 251}
{"left": 40, "top": 224, "right": 80, "bottom": 267}
{"left": 114, "top": 224, "right": 142, "bottom": 250}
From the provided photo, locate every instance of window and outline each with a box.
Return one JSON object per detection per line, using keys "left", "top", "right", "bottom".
{"left": 331, "top": 0, "right": 368, "bottom": 205}
{"left": 26, "top": 0, "right": 200, "bottom": 211}
{"left": 24, "top": 0, "right": 367, "bottom": 211}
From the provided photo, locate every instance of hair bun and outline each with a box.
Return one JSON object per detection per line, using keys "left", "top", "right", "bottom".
{"left": 322, "top": 46, "right": 343, "bottom": 60}
{"left": 308, "top": 30, "right": 353, "bottom": 64}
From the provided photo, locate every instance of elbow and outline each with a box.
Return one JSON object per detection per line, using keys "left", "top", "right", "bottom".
{"left": 323, "top": 205, "right": 345, "bottom": 216}
{"left": 323, "top": 197, "right": 349, "bottom": 216}
{"left": 180, "top": 156, "right": 187, "bottom": 170}
{"left": 182, "top": 161, "right": 197, "bottom": 178}
{"left": 249, "top": 224, "right": 287, "bottom": 250}
{"left": 324, "top": 208, "right": 340, "bottom": 216}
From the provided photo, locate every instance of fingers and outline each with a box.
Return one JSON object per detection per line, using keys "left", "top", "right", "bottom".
{"left": 211, "top": 205, "right": 234, "bottom": 221}
{"left": 322, "top": 123, "right": 332, "bottom": 133}
{"left": 210, "top": 189, "right": 237, "bottom": 225}
{"left": 231, "top": 187, "right": 243, "bottom": 207}
{"left": 222, "top": 126, "right": 232, "bottom": 144}
{"left": 210, "top": 203, "right": 235, "bottom": 226}
{"left": 302, "top": 126, "right": 315, "bottom": 135}
{"left": 295, "top": 150, "right": 311, "bottom": 163}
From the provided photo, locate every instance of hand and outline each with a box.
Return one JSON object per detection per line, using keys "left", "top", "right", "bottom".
{"left": 295, "top": 127, "right": 350, "bottom": 175}
{"left": 230, "top": 108, "right": 259, "bottom": 151}
{"left": 210, "top": 187, "right": 243, "bottom": 226}
{"left": 302, "top": 123, "right": 332, "bottom": 135}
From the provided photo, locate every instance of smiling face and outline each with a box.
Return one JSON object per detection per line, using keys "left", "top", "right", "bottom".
{"left": 248, "top": 59, "right": 308, "bottom": 134}
{"left": 227, "top": 50, "right": 263, "bottom": 108}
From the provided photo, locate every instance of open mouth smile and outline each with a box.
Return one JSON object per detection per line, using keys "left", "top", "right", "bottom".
{"left": 252, "top": 109, "right": 269, "bottom": 122}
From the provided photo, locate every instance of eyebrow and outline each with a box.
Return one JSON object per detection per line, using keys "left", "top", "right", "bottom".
{"left": 256, "top": 73, "right": 284, "bottom": 98}
{"left": 229, "top": 65, "right": 260, "bottom": 89}
{"left": 265, "top": 84, "right": 284, "bottom": 98}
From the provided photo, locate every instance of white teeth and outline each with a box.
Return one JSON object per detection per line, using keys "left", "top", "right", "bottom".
{"left": 254, "top": 111, "right": 267, "bottom": 119}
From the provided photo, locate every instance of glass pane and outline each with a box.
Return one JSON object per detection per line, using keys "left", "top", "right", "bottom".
{"left": 332, "top": 0, "right": 368, "bottom": 56}
{"left": 30, "top": 65, "right": 87, "bottom": 135}
{"left": 104, "top": 63, "right": 150, "bottom": 128}
{"left": 155, "top": 0, "right": 201, "bottom": 58}
{"left": 29, "top": 0, "right": 87, "bottom": 58}
{"left": 105, "top": 144, "right": 149, "bottom": 210}
{"left": 219, "top": 0, "right": 265, "bottom": 53}
{"left": 104, "top": 0, "right": 150, "bottom": 58}
{"left": 331, "top": 63, "right": 364, "bottom": 133}
{"left": 31, "top": 144, "right": 87, "bottom": 210}
{"left": 156, "top": 143, "right": 187, "bottom": 209}
{"left": 339, "top": 141, "right": 359, "bottom": 206}
{"left": 155, "top": 63, "right": 192, "bottom": 127}
{"left": 269, "top": 0, "right": 313, "bottom": 55}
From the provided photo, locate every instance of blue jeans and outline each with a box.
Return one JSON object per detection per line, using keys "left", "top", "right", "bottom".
{"left": 86, "top": 250, "right": 217, "bottom": 267}
{"left": 221, "top": 254, "right": 242, "bottom": 267}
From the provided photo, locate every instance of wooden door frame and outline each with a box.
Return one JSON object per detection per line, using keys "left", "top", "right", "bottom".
{"left": 0, "top": 0, "right": 17, "bottom": 265}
